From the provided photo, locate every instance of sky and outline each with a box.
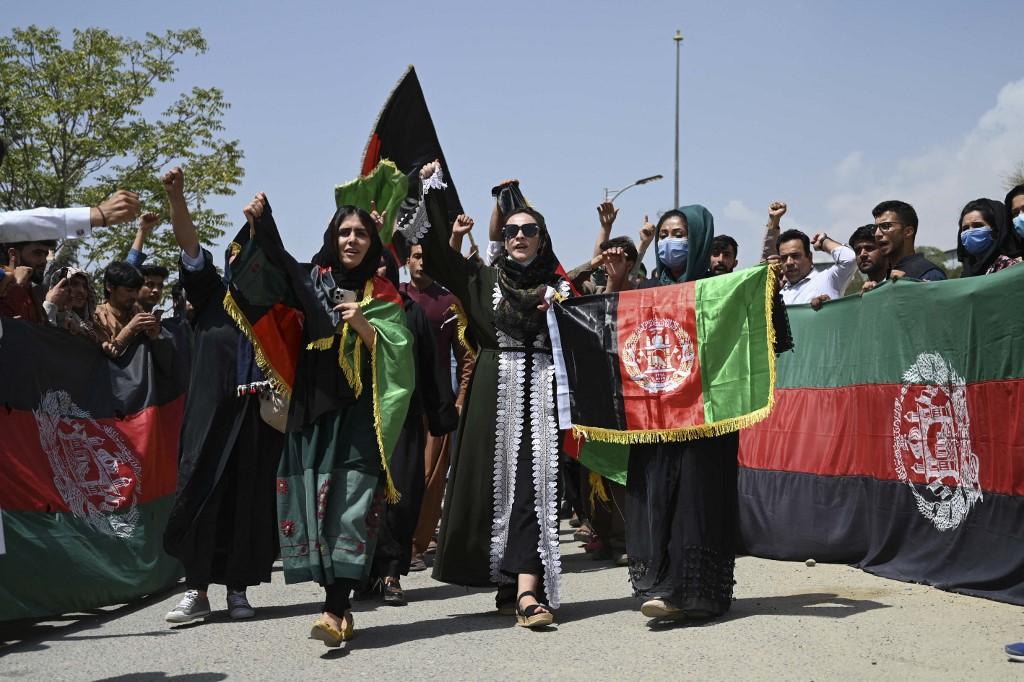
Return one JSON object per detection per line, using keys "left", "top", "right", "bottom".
{"left": 4, "top": 0, "right": 1024, "bottom": 274}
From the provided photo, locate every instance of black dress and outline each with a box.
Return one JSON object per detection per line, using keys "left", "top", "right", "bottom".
{"left": 371, "top": 295, "right": 457, "bottom": 578}
{"left": 623, "top": 276, "right": 738, "bottom": 617}
{"left": 162, "top": 251, "right": 284, "bottom": 589}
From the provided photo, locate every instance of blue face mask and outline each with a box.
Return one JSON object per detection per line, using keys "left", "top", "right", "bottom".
{"left": 959, "top": 226, "right": 994, "bottom": 255}
{"left": 1013, "top": 213, "right": 1024, "bottom": 239}
{"left": 657, "top": 237, "right": 689, "bottom": 270}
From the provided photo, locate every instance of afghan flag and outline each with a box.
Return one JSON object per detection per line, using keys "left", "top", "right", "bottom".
{"left": 552, "top": 264, "right": 781, "bottom": 448}
{"left": 223, "top": 209, "right": 414, "bottom": 503}
{"left": 0, "top": 318, "right": 189, "bottom": 621}
{"left": 738, "top": 264, "right": 1024, "bottom": 606}
{"left": 362, "top": 66, "right": 463, "bottom": 221}
{"left": 335, "top": 160, "right": 409, "bottom": 245}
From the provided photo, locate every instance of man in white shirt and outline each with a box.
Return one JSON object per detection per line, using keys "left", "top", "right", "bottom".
{"left": 777, "top": 228, "right": 857, "bottom": 307}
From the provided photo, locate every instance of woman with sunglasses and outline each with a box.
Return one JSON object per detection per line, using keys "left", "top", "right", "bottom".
{"left": 396, "top": 161, "right": 569, "bottom": 629}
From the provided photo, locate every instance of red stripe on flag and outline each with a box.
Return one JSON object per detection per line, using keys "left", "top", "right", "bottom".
{"left": 371, "top": 275, "right": 404, "bottom": 306}
{"left": 615, "top": 282, "right": 705, "bottom": 431}
{"left": 252, "top": 303, "right": 303, "bottom": 390}
{"left": 362, "top": 133, "right": 381, "bottom": 176}
{"left": 0, "top": 397, "right": 183, "bottom": 512}
{"left": 739, "top": 381, "right": 1024, "bottom": 496}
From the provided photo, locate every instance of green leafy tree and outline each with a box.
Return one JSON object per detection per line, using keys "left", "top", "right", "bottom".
{"left": 917, "top": 245, "right": 959, "bottom": 279}
{"left": 0, "top": 26, "right": 243, "bottom": 278}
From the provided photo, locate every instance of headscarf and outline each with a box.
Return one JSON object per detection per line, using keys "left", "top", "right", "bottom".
{"left": 654, "top": 204, "right": 714, "bottom": 284}
{"left": 1002, "top": 184, "right": 1024, "bottom": 259}
{"left": 44, "top": 266, "right": 96, "bottom": 320}
{"left": 311, "top": 205, "right": 383, "bottom": 292}
{"left": 308, "top": 205, "right": 383, "bottom": 328}
{"left": 956, "top": 198, "right": 1008, "bottom": 277}
{"left": 494, "top": 207, "right": 562, "bottom": 341}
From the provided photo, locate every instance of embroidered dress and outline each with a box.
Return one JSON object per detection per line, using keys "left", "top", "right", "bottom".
{"left": 399, "top": 171, "right": 565, "bottom": 606}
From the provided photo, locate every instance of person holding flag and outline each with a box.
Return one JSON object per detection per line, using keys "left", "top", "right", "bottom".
{"left": 397, "top": 161, "right": 569, "bottom": 629}
{"left": 224, "top": 193, "right": 413, "bottom": 647}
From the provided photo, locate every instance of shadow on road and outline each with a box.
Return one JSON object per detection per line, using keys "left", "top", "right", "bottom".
{"left": 94, "top": 674, "right": 227, "bottom": 682}
{"left": 728, "top": 592, "right": 891, "bottom": 621}
{"left": 0, "top": 581, "right": 183, "bottom": 657}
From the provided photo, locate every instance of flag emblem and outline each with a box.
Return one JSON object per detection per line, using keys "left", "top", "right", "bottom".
{"left": 892, "top": 352, "right": 982, "bottom": 531}
{"left": 33, "top": 390, "right": 142, "bottom": 538}
{"left": 622, "top": 318, "right": 695, "bottom": 394}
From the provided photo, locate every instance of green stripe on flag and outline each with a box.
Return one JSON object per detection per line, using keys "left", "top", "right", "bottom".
{"left": 695, "top": 264, "right": 775, "bottom": 425}
{"left": 776, "top": 264, "right": 1024, "bottom": 389}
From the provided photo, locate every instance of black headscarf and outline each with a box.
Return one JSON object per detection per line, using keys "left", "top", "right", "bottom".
{"left": 311, "top": 205, "right": 383, "bottom": 292}
{"left": 957, "top": 198, "right": 1008, "bottom": 277}
{"left": 494, "top": 207, "right": 562, "bottom": 341}
{"left": 1002, "top": 184, "right": 1024, "bottom": 259}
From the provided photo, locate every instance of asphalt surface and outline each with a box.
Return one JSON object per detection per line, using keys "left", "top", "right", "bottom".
{"left": 2, "top": 531, "right": 1022, "bottom": 681}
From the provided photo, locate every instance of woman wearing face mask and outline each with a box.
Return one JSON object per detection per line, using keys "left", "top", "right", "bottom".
{"left": 1002, "top": 184, "right": 1024, "bottom": 269}
{"left": 226, "top": 195, "right": 414, "bottom": 647}
{"left": 956, "top": 198, "right": 1021, "bottom": 277}
{"left": 628, "top": 204, "right": 740, "bottom": 623}
{"left": 396, "top": 161, "right": 569, "bottom": 629}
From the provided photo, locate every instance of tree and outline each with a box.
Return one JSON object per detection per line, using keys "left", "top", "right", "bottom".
{"left": 917, "top": 245, "right": 960, "bottom": 279}
{"left": 1008, "top": 161, "right": 1024, "bottom": 190}
{"left": 0, "top": 26, "right": 243, "bottom": 278}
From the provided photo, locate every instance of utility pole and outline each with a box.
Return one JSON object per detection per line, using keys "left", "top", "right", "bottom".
{"left": 674, "top": 29, "right": 683, "bottom": 208}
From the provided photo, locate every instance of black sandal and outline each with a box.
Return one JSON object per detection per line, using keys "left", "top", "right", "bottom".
{"left": 515, "top": 591, "right": 554, "bottom": 629}
{"left": 383, "top": 579, "right": 406, "bottom": 606}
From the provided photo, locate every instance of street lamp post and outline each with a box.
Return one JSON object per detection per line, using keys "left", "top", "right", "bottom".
{"left": 674, "top": 29, "right": 683, "bottom": 208}
{"left": 603, "top": 174, "right": 664, "bottom": 203}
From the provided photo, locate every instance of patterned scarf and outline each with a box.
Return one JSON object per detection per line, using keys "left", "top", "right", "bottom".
{"left": 494, "top": 208, "right": 561, "bottom": 342}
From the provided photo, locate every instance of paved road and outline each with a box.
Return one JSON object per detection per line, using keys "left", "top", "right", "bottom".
{"left": 2, "top": 531, "right": 1022, "bottom": 681}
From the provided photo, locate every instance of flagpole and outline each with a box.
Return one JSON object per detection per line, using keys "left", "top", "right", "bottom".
{"left": 673, "top": 29, "right": 683, "bottom": 209}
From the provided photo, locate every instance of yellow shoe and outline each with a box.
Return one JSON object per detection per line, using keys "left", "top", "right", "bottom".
{"left": 310, "top": 612, "right": 354, "bottom": 647}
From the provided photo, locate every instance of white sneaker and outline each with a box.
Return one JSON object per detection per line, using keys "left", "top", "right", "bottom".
{"left": 227, "top": 589, "right": 255, "bottom": 619}
{"left": 165, "top": 589, "right": 212, "bottom": 623}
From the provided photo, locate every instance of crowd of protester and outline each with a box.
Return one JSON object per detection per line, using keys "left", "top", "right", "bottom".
{"left": 3, "top": 130, "right": 1023, "bottom": 649}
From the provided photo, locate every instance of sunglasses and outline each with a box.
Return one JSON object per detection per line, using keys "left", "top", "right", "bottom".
{"left": 503, "top": 223, "right": 540, "bottom": 240}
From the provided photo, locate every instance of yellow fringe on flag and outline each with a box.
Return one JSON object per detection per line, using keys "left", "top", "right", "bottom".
{"left": 370, "top": 332, "right": 401, "bottom": 504}
{"left": 222, "top": 291, "right": 293, "bottom": 400}
{"left": 572, "top": 263, "right": 781, "bottom": 445}
{"left": 449, "top": 303, "right": 477, "bottom": 360}
{"left": 587, "top": 471, "right": 610, "bottom": 512}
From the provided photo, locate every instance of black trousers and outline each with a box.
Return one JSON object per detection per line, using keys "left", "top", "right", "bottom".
{"left": 625, "top": 432, "right": 739, "bottom": 616}
{"left": 371, "top": 417, "right": 427, "bottom": 578}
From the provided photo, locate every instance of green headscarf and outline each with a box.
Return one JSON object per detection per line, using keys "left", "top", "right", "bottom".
{"left": 655, "top": 204, "right": 715, "bottom": 284}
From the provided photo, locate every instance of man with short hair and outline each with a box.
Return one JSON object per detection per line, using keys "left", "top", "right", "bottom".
{"left": 0, "top": 239, "right": 55, "bottom": 323}
{"left": 93, "top": 261, "right": 160, "bottom": 357}
{"left": 777, "top": 228, "right": 857, "bottom": 306}
{"left": 849, "top": 225, "right": 888, "bottom": 285}
{"left": 139, "top": 264, "right": 170, "bottom": 313}
{"left": 871, "top": 200, "right": 946, "bottom": 281}
{"left": 568, "top": 236, "right": 639, "bottom": 295}
{"left": 710, "top": 235, "right": 739, "bottom": 275}
{"left": 402, "top": 242, "right": 465, "bottom": 570}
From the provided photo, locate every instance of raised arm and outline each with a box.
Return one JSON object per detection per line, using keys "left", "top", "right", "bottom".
{"left": 161, "top": 167, "right": 200, "bottom": 260}
{"left": 761, "top": 201, "right": 787, "bottom": 261}
{"left": 592, "top": 201, "right": 619, "bottom": 257}
{"left": 396, "top": 161, "right": 477, "bottom": 305}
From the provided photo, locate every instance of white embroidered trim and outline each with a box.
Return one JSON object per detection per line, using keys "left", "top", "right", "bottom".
{"left": 489, "top": 329, "right": 527, "bottom": 585}
{"left": 395, "top": 167, "right": 447, "bottom": 244}
{"left": 530, "top": 333, "right": 562, "bottom": 608}
{"left": 491, "top": 280, "right": 502, "bottom": 310}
